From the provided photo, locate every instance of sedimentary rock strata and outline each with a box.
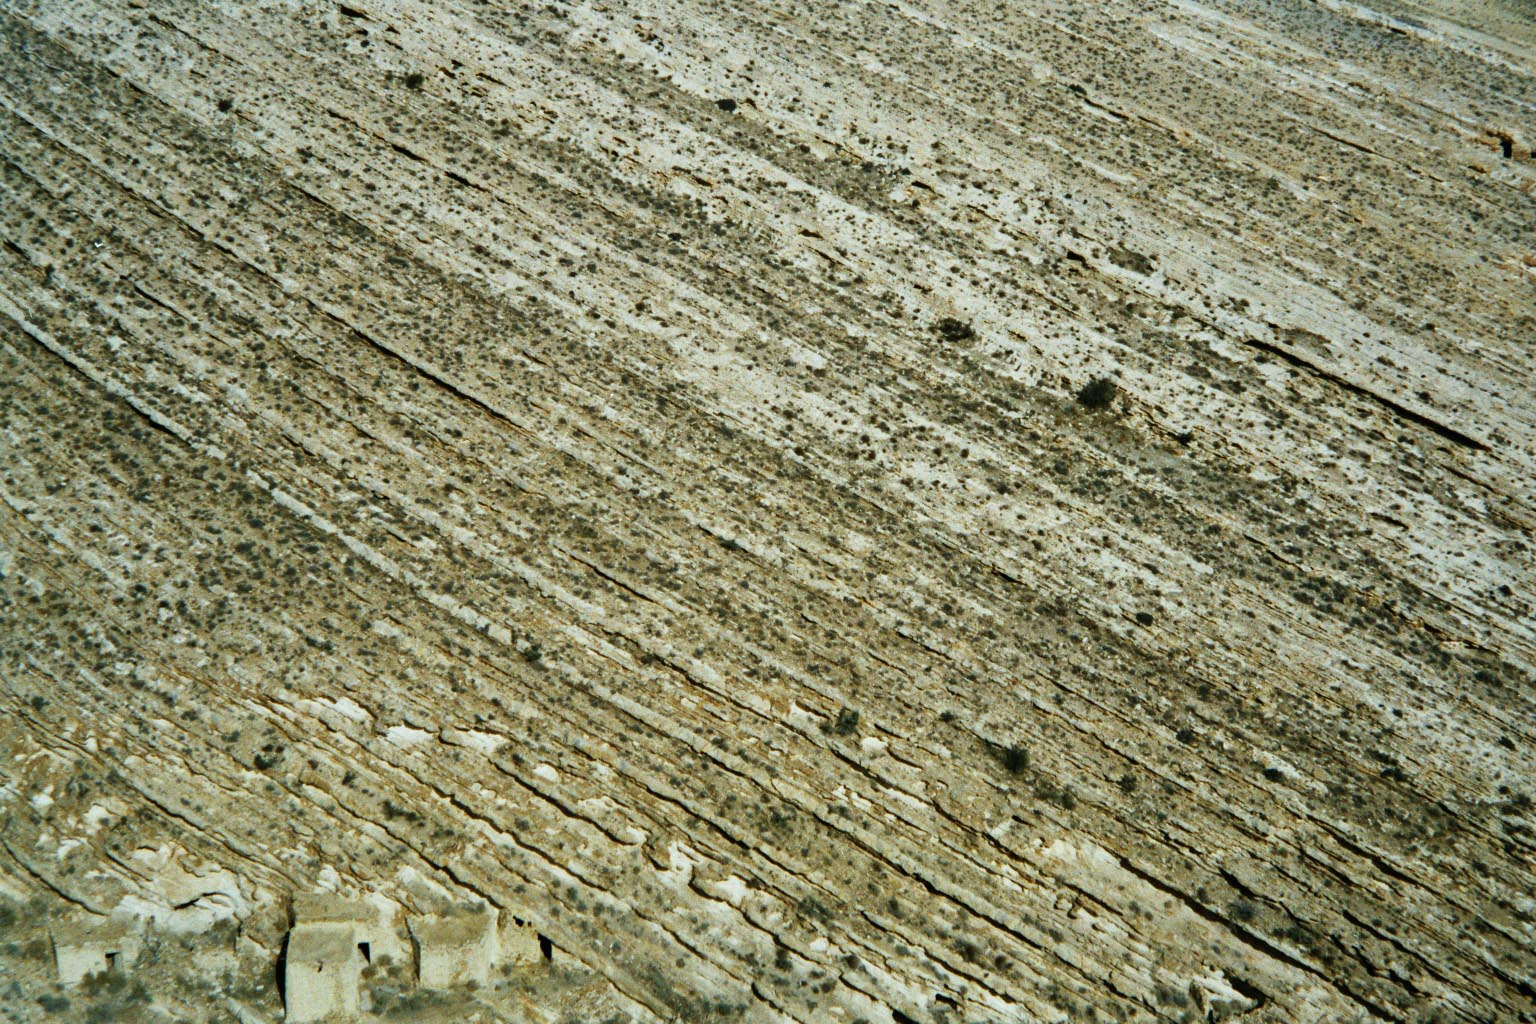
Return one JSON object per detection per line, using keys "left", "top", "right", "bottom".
{"left": 1, "top": 0, "right": 1533, "bottom": 1021}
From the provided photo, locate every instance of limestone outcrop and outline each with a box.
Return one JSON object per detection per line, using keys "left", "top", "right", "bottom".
{"left": 1, "top": 0, "right": 1532, "bottom": 1021}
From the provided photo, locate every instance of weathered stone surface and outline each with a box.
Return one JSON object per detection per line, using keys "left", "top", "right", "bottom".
{"left": 410, "top": 905, "right": 497, "bottom": 989}
{"left": 0, "top": 0, "right": 1532, "bottom": 1021}
{"left": 49, "top": 914, "right": 142, "bottom": 987}
{"left": 292, "top": 891, "right": 407, "bottom": 967}
{"left": 285, "top": 923, "right": 364, "bottom": 1022}
{"left": 499, "top": 912, "right": 547, "bottom": 967}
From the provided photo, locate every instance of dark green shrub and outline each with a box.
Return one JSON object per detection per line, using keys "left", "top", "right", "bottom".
{"left": 997, "top": 743, "right": 1030, "bottom": 774}
{"left": 1034, "top": 777, "right": 1077, "bottom": 810}
{"left": 934, "top": 318, "right": 975, "bottom": 343}
{"left": 37, "top": 994, "right": 70, "bottom": 1014}
{"left": 823, "top": 707, "right": 860, "bottom": 736}
{"left": 1076, "top": 377, "right": 1118, "bottom": 409}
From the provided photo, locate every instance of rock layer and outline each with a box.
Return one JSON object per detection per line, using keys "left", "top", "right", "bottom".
{"left": 1, "top": 0, "right": 1533, "bottom": 1021}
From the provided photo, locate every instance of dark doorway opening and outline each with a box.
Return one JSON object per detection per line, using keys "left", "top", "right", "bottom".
{"left": 274, "top": 933, "right": 289, "bottom": 1004}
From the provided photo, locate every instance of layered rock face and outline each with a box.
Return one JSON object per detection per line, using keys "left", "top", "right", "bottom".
{"left": 1, "top": 0, "right": 1532, "bottom": 1021}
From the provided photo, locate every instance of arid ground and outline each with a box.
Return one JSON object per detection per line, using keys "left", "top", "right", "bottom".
{"left": 1, "top": 1, "right": 1533, "bottom": 1021}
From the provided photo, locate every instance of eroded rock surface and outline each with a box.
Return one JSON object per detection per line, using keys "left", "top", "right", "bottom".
{"left": 1, "top": 0, "right": 1533, "bottom": 1021}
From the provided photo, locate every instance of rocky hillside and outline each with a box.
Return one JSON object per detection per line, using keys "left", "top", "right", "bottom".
{"left": 1, "top": 0, "right": 1533, "bottom": 1021}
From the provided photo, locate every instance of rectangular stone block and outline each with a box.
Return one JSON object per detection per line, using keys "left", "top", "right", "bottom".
{"left": 410, "top": 905, "right": 497, "bottom": 989}
{"left": 50, "top": 915, "right": 141, "bottom": 987}
{"left": 285, "top": 923, "right": 364, "bottom": 1022}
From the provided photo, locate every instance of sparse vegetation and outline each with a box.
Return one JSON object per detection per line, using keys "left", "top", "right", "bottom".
{"left": 382, "top": 799, "right": 425, "bottom": 824}
{"left": 1278, "top": 921, "right": 1317, "bottom": 950}
{"left": 79, "top": 971, "right": 151, "bottom": 1024}
{"left": 370, "top": 983, "right": 449, "bottom": 1017}
{"left": 996, "top": 743, "right": 1030, "bottom": 774}
{"left": 10, "top": 8, "right": 1528, "bottom": 1022}
{"left": 1034, "top": 777, "right": 1077, "bottom": 810}
{"left": 823, "top": 707, "right": 860, "bottom": 736}
{"left": 797, "top": 896, "right": 832, "bottom": 922}
{"left": 37, "top": 995, "right": 70, "bottom": 1014}
{"left": 1076, "top": 377, "right": 1118, "bottom": 410}
{"left": 934, "top": 317, "right": 976, "bottom": 343}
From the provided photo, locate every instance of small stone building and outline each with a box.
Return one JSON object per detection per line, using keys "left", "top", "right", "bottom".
{"left": 410, "top": 904, "right": 498, "bottom": 988}
{"left": 50, "top": 914, "right": 142, "bottom": 987}
{"left": 284, "top": 922, "right": 364, "bottom": 1022}
{"left": 290, "top": 893, "right": 390, "bottom": 964}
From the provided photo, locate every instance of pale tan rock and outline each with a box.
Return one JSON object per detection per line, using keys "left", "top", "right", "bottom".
{"left": 497, "top": 912, "right": 546, "bottom": 966}
{"left": 410, "top": 905, "right": 498, "bottom": 989}
{"left": 1, "top": 0, "right": 1533, "bottom": 1020}
{"left": 50, "top": 914, "right": 142, "bottom": 987}
{"left": 284, "top": 923, "right": 364, "bottom": 1022}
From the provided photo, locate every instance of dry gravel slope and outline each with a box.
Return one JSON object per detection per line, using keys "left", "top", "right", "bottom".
{"left": 1, "top": 0, "right": 1534, "bottom": 1021}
